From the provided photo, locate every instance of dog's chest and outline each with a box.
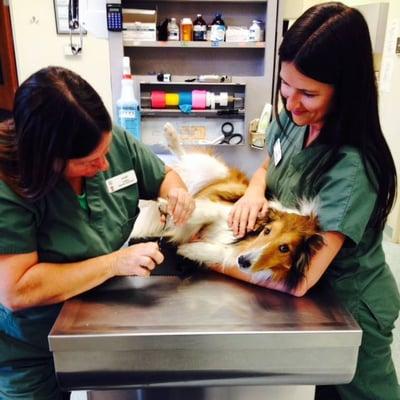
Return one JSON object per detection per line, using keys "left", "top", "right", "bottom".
{"left": 196, "top": 218, "right": 236, "bottom": 245}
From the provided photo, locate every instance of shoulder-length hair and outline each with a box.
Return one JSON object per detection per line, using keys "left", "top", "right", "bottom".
{"left": 274, "top": 1, "right": 397, "bottom": 230}
{"left": 0, "top": 66, "right": 112, "bottom": 200}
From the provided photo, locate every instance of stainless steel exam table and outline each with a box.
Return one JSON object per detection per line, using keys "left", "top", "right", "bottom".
{"left": 49, "top": 261, "right": 362, "bottom": 399}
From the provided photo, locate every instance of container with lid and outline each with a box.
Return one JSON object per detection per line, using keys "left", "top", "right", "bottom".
{"left": 167, "top": 18, "right": 179, "bottom": 41}
{"left": 181, "top": 18, "right": 193, "bottom": 41}
{"left": 210, "top": 13, "right": 226, "bottom": 42}
{"left": 248, "top": 20, "right": 264, "bottom": 42}
{"left": 193, "top": 14, "right": 207, "bottom": 41}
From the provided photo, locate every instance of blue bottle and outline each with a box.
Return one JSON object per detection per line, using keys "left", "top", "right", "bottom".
{"left": 117, "top": 58, "right": 141, "bottom": 140}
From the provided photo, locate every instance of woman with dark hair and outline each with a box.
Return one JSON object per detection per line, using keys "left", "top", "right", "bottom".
{"left": 0, "top": 66, "right": 195, "bottom": 399}
{"left": 224, "top": 2, "right": 399, "bottom": 399}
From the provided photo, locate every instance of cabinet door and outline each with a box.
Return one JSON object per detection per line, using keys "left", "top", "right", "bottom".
{"left": 0, "top": 2, "right": 18, "bottom": 111}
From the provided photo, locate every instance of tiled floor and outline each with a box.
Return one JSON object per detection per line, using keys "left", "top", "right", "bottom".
{"left": 71, "top": 240, "right": 400, "bottom": 400}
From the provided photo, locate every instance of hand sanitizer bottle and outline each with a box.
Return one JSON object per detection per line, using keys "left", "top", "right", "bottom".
{"left": 117, "top": 57, "right": 141, "bottom": 140}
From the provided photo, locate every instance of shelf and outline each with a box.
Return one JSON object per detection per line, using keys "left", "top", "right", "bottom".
{"left": 141, "top": 108, "right": 245, "bottom": 118}
{"left": 140, "top": 82, "right": 245, "bottom": 86}
{"left": 123, "top": 0, "right": 267, "bottom": 3}
{"left": 123, "top": 40, "right": 266, "bottom": 49}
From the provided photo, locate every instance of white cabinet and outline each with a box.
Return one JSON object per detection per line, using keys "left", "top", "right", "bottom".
{"left": 109, "top": 0, "right": 281, "bottom": 173}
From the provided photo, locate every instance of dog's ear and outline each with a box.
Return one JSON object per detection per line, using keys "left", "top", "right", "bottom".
{"left": 285, "top": 233, "right": 325, "bottom": 290}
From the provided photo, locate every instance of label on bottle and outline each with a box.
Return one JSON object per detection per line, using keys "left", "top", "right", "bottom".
{"left": 117, "top": 105, "right": 141, "bottom": 140}
{"left": 193, "top": 25, "right": 206, "bottom": 41}
{"left": 210, "top": 25, "right": 225, "bottom": 42}
{"left": 168, "top": 23, "right": 179, "bottom": 40}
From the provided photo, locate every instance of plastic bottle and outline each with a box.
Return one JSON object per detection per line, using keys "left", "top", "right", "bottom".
{"left": 210, "top": 13, "right": 226, "bottom": 42}
{"left": 180, "top": 17, "right": 193, "bottom": 41}
{"left": 167, "top": 17, "right": 179, "bottom": 41}
{"left": 248, "top": 20, "right": 264, "bottom": 42}
{"left": 193, "top": 14, "right": 207, "bottom": 41}
{"left": 116, "top": 57, "right": 141, "bottom": 140}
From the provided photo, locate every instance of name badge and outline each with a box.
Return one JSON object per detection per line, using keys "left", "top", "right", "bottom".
{"left": 273, "top": 138, "right": 282, "bottom": 166}
{"left": 106, "top": 170, "right": 137, "bottom": 193}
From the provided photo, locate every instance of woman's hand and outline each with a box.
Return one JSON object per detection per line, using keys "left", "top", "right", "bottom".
{"left": 111, "top": 242, "right": 164, "bottom": 277}
{"left": 228, "top": 193, "right": 269, "bottom": 238}
{"left": 166, "top": 187, "right": 195, "bottom": 226}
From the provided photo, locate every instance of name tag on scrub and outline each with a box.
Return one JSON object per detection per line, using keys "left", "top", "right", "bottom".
{"left": 273, "top": 138, "right": 282, "bottom": 166}
{"left": 106, "top": 170, "right": 137, "bottom": 193}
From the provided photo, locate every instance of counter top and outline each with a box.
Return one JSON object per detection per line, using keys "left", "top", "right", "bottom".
{"left": 49, "top": 267, "right": 361, "bottom": 390}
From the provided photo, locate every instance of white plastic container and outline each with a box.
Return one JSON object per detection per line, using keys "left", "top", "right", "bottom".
{"left": 248, "top": 20, "right": 264, "bottom": 42}
{"left": 117, "top": 57, "right": 141, "bottom": 140}
{"left": 167, "top": 18, "right": 179, "bottom": 41}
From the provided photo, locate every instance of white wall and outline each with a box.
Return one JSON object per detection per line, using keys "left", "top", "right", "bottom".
{"left": 8, "top": 0, "right": 113, "bottom": 114}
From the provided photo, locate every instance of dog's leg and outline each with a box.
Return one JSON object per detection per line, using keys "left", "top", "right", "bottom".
{"left": 130, "top": 200, "right": 165, "bottom": 239}
{"left": 164, "top": 122, "right": 185, "bottom": 158}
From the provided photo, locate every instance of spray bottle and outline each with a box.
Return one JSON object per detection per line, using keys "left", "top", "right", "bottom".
{"left": 116, "top": 57, "right": 141, "bottom": 140}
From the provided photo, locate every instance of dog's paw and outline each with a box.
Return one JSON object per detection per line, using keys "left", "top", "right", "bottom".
{"left": 157, "top": 197, "right": 169, "bottom": 216}
{"left": 163, "top": 122, "right": 179, "bottom": 144}
{"left": 164, "top": 122, "right": 180, "bottom": 151}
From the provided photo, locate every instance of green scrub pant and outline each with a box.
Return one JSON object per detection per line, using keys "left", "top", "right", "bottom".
{"left": 0, "top": 359, "right": 69, "bottom": 400}
{"left": 316, "top": 301, "right": 400, "bottom": 400}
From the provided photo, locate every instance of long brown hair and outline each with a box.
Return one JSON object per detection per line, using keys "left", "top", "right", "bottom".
{"left": 274, "top": 2, "right": 396, "bottom": 230}
{"left": 0, "top": 66, "right": 112, "bottom": 200}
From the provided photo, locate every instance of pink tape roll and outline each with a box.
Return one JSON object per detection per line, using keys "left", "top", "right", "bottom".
{"left": 151, "top": 91, "right": 166, "bottom": 108}
{"left": 192, "top": 90, "right": 207, "bottom": 109}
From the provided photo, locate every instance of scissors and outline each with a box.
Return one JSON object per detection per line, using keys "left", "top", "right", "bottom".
{"left": 214, "top": 122, "right": 243, "bottom": 145}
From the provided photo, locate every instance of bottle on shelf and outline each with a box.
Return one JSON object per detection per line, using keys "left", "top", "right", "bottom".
{"left": 158, "top": 18, "right": 170, "bottom": 41}
{"left": 210, "top": 13, "right": 226, "bottom": 42}
{"left": 248, "top": 20, "right": 264, "bottom": 42}
{"left": 116, "top": 57, "right": 141, "bottom": 140}
{"left": 180, "top": 17, "right": 193, "bottom": 41}
{"left": 167, "top": 17, "right": 179, "bottom": 41}
{"left": 193, "top": 14, "right": 207, "bottom": 41}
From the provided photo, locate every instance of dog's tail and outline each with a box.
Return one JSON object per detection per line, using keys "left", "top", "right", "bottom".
{"left": 164, "top": 122, "right": 186, "bottom": 159}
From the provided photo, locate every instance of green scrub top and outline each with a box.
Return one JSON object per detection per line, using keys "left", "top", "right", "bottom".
{"left": 0, "top": 125, "right": 165, "bottom": 398}
{"left": 265, "top": 113, "right": 400, "bottom": 321}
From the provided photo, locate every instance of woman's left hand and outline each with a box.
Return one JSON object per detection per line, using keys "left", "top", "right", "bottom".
{"left": 166, "top": 188, "right": 195, "bottom": 226}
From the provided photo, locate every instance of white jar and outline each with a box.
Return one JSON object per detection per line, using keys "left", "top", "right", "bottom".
{"left": 248, "top": 20, "right": 263, "bottom": 42}
{"left": 167, "top": 18, "right": 179, "bottom": 41}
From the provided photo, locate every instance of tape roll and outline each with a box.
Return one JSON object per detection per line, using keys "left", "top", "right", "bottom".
{"left": 179, "top": 91, "right": 192, "bottom": 105}
{"left": 165, "top": 92, "right": 179, "bottom": 107}
{"left": 151, "top": 91, "right": 166, "bottom": 109}
{"left": 192, "top": 90, "right": 207, "bottom": 109}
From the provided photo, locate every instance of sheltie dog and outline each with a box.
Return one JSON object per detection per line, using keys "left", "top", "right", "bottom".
{"left": 131, "top": 123, "right": 324, "bottom": 289}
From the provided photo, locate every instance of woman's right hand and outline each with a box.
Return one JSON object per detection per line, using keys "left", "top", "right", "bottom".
{"left": 111, "top": 242, "right": 164, "bottom": 277}
{"left": 228, "top": 193, "right": 269, "bottom": 238}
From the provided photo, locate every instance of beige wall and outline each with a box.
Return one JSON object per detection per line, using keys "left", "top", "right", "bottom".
{"left": 294, "top": 0, "right": 400, "bottom": 242}
{"left": 8, "top": 0, "right": 113, "bottom": 114}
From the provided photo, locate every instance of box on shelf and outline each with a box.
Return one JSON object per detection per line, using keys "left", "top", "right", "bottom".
{"left": 122, "top": 9, "right": 157, "bottom": 41}
{"left": 225, "top": 26, "right": 249, "bottom": 42}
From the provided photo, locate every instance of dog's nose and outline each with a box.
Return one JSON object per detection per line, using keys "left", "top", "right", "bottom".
{"left": 238, "top": 255, "right": 251, "bottom": 269}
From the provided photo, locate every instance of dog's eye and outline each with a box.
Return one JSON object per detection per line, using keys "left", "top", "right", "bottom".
{"left": 264, "top": 227, "right": 271, "bottom": 235}
{"left": 279, "top": 244, "right": 290, "bottom": 253}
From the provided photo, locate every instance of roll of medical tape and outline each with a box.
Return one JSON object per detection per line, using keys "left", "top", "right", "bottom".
{"left": 151, "top": 91, "right": 166, "bottom": 108}
{"left": 179, "top": 91, "right": 192, "bottom": 106}
{"left": 165, "top": 92, "right": 179, "bottom": 107}
{"left": 192, "top": 90, "right": 207, "bottom": 109}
